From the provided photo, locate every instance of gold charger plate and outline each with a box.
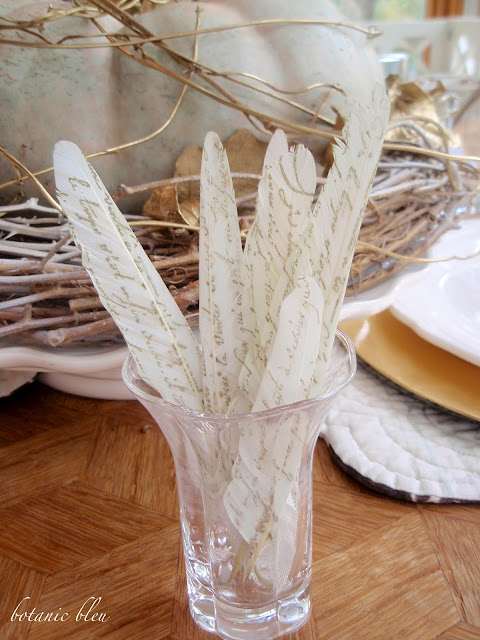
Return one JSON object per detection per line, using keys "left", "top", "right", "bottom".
{"left": 340, "top": 310, "right": 480, "bottom": 422}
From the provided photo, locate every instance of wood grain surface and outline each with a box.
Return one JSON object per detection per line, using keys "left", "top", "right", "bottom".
{"left": 0, "top": 380, "right": 479, "bottom": 640}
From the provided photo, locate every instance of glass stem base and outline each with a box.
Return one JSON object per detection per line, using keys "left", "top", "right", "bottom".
{"left": 188, "top": 575, "right": 311, "bottom": 640}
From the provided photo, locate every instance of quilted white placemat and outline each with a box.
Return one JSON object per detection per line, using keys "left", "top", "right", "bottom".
{"left": 323, "top": 364, "right": 480, "bottom": 503}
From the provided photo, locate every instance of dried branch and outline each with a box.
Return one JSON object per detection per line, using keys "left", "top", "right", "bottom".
{"left": 0, "top": 152, "right": 478, "bottom": 346}
{"left": 0, "top": 198, "right": 64, "bottom": 217}
{"left": 0, "top": 18, "right": 381, "bottom": 48}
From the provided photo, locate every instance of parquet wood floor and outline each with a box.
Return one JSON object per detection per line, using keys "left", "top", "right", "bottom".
{"left": 0, "top": 380, "right": 478, "bottom": 639}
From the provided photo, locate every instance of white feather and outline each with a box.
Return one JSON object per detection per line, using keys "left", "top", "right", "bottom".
{"left": 199, "top": 132, "right": 250, "bottom": 414}
{"left": 225, "top": 276, "right": 323, "bottom": 552}
{"left": 252, "top": 275, "right": 324, "bottom": 411}
{"left": 225, "top": 87, "right": 389, "bottom": 556}
{"left": 308, "top": 85, "right": 390, "bottom": 393}
{"left": 263, "top": 127, "right": 289, "bottom": 167}
{"left": 240, "top": 131, "right": 317, "bottom": 402}
{"left": 53, "top": 141, "right": 203, "bottom": 410}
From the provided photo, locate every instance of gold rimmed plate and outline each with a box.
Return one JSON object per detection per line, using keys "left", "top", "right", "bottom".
{"left": 340, "top": 310, "right": 480, "bottom": 422}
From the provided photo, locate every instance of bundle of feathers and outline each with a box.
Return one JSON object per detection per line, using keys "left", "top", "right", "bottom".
{"left": 53, "top": 84, "right": 389, "bottom": 415}
{"left": 54, "top": 84, "right": 389, "bottom": 561}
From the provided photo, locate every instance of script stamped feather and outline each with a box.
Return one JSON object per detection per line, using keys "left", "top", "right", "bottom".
{"left": 224, "top": 276, "right": 323, "bottom": 552}
{"left": 241, "top": 131, "right": 317, "bottom": 401}
{"left": 199, "top": 132, "right": 250, "bottom": 414}
{"left": 224, "top": 87, "right": 389, "bottom": 576}
{"left": 309, "top": 83, "right": 390, "bottom": 392}
{"left": 54, "top": 91, "right": 390, "bottom": 587}
{"left": 253, "top": 275, "right": 324, "bottom": 411}
{"left": 54, "top": 141, "right": 203, "bottom": 410}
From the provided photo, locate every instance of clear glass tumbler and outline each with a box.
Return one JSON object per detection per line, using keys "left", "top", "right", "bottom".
{"left": 122, "top": 330, "right": 356, "bottom": 640}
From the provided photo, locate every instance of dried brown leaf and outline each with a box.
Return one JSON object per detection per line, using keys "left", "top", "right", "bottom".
{"left": 174, "top": 146, "right": 202, "bottom": 201}
{"left": 179, "top": 199, "right": 200, "bottom": 226}
{"left": 143, "top": 185, "right": 181, "bottom": 222}
{"left": 174, "top": 129, "right": 268, "bottom": 201}
{"left": 385, "top": 78, "right": 447, "bottom": 146}
{"left": 223, "top": 129, "right": 268, "bottom": 198}
{"left": 142, "top": 184, "right": 198, "bottom": 227}
{"left": 321, "top": 110, "right": 345, "bottom": 174}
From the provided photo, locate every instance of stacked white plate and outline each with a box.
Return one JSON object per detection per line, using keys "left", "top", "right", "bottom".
{"left": 325, "top": 217, "right": 480, "bottom": 503}
{"left": 391, "top": 218, "right": 480, "bottom": 367}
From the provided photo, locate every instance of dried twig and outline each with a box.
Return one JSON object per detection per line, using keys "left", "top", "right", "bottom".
{"left": 0, "top": 152, "right": 478, "bottom": 346}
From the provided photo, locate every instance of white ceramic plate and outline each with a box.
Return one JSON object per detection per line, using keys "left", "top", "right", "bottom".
{"left": 391, "top": 218, "right": 480, "bottom": 367}
{"left": 0, "top": 262, "right": 427, "bottom": 399}
{"left": 340, "top": 258, "right": 427, "bottom": 322}
{"left": 0, "top": 343, "right": 131, "bottom": 400}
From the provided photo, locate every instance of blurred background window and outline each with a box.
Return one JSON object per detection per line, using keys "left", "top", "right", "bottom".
{"left": 331, "top": 0, "right": 426, "bottom": 20}
{"left": 329, "top": 0, "right": 480, "bottom": 149}
{"left": 331, "top": 0, "right": 479, "bottom": 20}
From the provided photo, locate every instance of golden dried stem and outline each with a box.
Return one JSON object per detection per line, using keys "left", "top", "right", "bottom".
{"left": 201, "top": 71, "right": 339, "bottom": 128}
{"left": 388, "top": 114, "right": 463, "bottom": 189}
{"left": 0, "top": 8, "right": 201, "bottom": 193}
{"left": 0, "top": 0, "right": 143, "bottom": 25}
{"left": 86, "top": 4, "right": 201, "bottom": 156}
{"left": 1, "top": 0, "right": 478, "bottom": 197}
{"left": 130, "top": 220, "right": 200, "bottom": 232}
{"left": 0, "top": 18, "right": 381, "bottom": 48}
{"left": 219, "top": 72, "right": 343, "bottom": 97}
{"left": 0, "top": 146, "right": 63, "bottom": 212}
{"left": 116, "top": 172, "right": 261, "bottom": 197}
{"left": 356, "top": 240, "right": 480, "bottom": 263}
{"left": 383, "top": 142, "right": 480, "bottom": 165}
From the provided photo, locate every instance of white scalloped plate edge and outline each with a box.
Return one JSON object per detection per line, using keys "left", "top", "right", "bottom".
{"left": 391, "top": 219, "right": 480, "bottom": 367}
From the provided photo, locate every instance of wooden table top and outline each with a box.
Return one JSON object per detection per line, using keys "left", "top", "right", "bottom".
{"left": 0, "top": 380, "right": 479, "bottom": 640}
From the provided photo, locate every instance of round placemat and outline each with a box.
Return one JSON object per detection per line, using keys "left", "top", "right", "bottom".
{"left": 323, "top": 363, "right": 480, "bottom": 503}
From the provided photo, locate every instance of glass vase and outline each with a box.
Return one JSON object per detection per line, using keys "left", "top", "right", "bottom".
{"left": 122, "top": 330, "right": 356, "bottom": 640}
